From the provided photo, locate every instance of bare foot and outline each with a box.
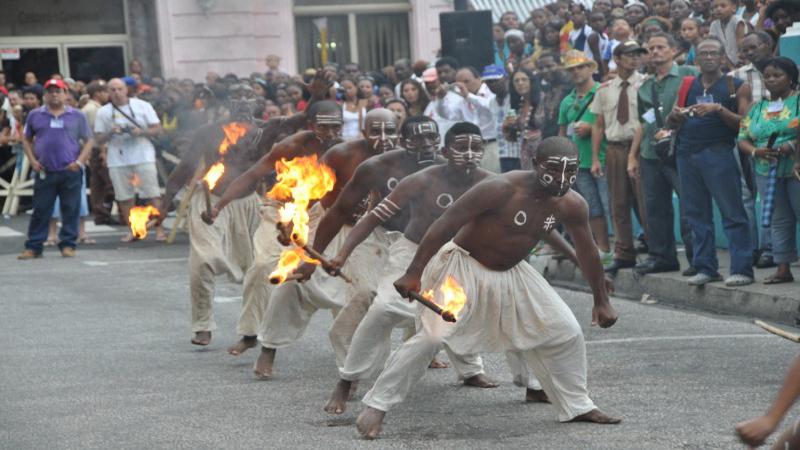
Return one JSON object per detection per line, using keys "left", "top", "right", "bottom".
{"left": 156, "top": 228, "right": 167, "bottom": 242}
{"left": 463, "top": 373, "right": 498, "bottom": 388}
{"left": 569, "top": 409, "right": 622, "bottom": 424}
{"left": 428, "top": 357, "right": 449, "bottom": 369}
{"left": 347, "top": 380, "right": 359, "bottom": 400}
{"left": 356, "top": 406, "right": 385, "bottom": 440}
{"left": 324, "top": 379, "right": 352, "bottom": 415}
{"left": 227, "top": 336, "right": 258, "bottom": 355}
{"left": 120, "top": 233, "right": 136, "bottom": 243}
{"left": 525, "top": 388, "right": 550, "bottom": 403}
{"left": 253, "top": 347, "right": 276, "bottom": 379}
{"left": 191, "top": 331, "right": 211, "bottom": 346}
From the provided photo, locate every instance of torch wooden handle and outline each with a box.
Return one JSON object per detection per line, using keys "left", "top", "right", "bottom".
{"left": 407, "top": 291, "right": 456, "bottom": 322}
{"left": 754, "top": 320, "right": 800, "bottom": 343}
{"left": 302, "top": 245, "right": 353, "bottom": 284}
{"left": 269, "top": 273, "right": 304, "bottom": 285}
{"left": 199, "top": 180, "right": 212, "bottom": 219}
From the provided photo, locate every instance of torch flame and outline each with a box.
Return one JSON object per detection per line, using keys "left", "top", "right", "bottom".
{"left": 440, "top": 276, "right": 467, "bottom": 319}
{"left": 219, "top": 122, "right": 249, "bottom": 155}
{"left": 268, "top": 247, "right": 320, "bottom": 284}
{"left": 267, "top": 155, "right": 336, "bottom": 246}
{"left": 203, "top": 162, "right": 225, "bottom": 190}
{"left": 128, "top": 205, "right": 160, "bottom": 239}
{"left": 420, "top": 277, "right": 468, "bottom": 320}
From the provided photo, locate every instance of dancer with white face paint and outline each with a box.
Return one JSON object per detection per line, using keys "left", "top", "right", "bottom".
{"left": 320, "top": 122, "right": 538, "bottom": 415}
{"left": 356, "top": 136, "right": 621, "bottom": 440}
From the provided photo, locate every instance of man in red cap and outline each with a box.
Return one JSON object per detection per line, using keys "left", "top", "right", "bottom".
{"left": 18, "top": 79, "right": 95, "bottom": 259}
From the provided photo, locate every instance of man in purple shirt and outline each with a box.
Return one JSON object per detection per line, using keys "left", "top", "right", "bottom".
{"left": 18, "top": 78, "right": 94, "bottom": 259}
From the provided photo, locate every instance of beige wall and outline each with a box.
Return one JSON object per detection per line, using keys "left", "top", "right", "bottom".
{"left": 155, "top": 0, "right": 296, "bottom": 80}
{"left": 410, "top": 0, "right": 453, "bottom": 62}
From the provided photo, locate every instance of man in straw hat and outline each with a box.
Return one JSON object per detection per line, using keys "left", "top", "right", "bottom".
{"left": 559, "top": 50, "right": 613, "bottom": 267}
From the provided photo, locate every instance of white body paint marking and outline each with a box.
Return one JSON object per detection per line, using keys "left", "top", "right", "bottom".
{"left": 543, "top": 214, "right": 556, "bottom": 231}
{"left": 387, "top": 177, "right": 399, "bottom": 191}
{"left": 436, "top": 193, "right": 454, "bottom": 208}
{"left": 514, "top": 210, "right": 527, "bottom": 226}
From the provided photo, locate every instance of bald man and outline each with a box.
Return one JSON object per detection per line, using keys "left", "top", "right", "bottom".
{"left": 94, "top": 78, "right": 164, "bottom": 241}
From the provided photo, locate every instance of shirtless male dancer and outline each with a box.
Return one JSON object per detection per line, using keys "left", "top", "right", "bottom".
{"left": 356, "top": 136, "right": 621, "bottom": 439}
{"left": 157, "top": 77, "right": 328, "bottom": 346}
{"left": 201, "top": 98, "right": 341, "bottom": 350}
{"left": 296, "top": 118, "right": 496, "bottom": 391}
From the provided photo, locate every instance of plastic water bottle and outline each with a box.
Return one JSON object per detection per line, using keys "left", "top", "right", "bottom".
{"left": 779, "top": 22, "right": 800, "bottom": 67}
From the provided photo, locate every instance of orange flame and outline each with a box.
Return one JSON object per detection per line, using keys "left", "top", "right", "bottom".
{"left": 422, "top": 277, "right": 468, "bottom": 319}
{"left": 268, "top": 247, "right": 320, "bottom": 284}
{"left": 203, "top": 161, "right": 225, "bottom": 190}
{"left": 128, "top": 205, "right": 159, "bottom": 239}
{"left": 219, "top": 122, "right": 249, "bottom": 155}
{"left": 267, "top": 155, "right": 336, "bottom": 246}
{"left": 440, "top": 276, "right": 467, "bottom": 319}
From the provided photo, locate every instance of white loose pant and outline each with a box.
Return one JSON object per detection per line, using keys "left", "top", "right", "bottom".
{"left": 259, "top": 205, "right": 349, "bottom": 355}
{"left": 340, "top": 235, "right": 485, "bottom": 382}
{"left": 236, "top": 201, "right": 283, "bottom": 337}
{"left": 362, "top": 242, "right": 595, "bottom": 422}
{"left": 189, "top": 192, "right": 261, "bottom": 332}
{"left": 327, "top": 225, "right": 394, "bottom": 369}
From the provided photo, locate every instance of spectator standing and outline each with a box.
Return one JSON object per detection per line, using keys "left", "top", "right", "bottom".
{"left": 81, "top": 81, "right": 116, "bottom": 225}
{"left": 393, "top": 58, "right": 414, "bottom": 98}
{"left": 500, "top": 10, "right": 520, "bottom": 31}
{"left": 667, "top": 37, "right": 753, "bottom": 286}
{"left": 732, "top": 31, "right": 776, "bottom": 268}
{"left": 425, "top": 58, "right": 464, "bottom": 139}
{"left": 400, "top": 78, "right": 430, "bottom": 117}
{"left": 504, "top": 29, "right": 527, "bottom": 74}
{"left": 681, "top": 18, "right": 702, "bottom": 65}
{"left": 383, "top": 98, "right": 408, "bottom": 129}
{"left": 737, "top": 57, "right": 800, "bottom": 285}
{"left": 670, "top": 0, "right": 692, "bottom": 32}
{"left": 624, "top": 2, "right": 650, "bottom": 32}
{"left": 559, "top": 51, "right": 612, "bottom": 264}
{"left": 709, "top": 0, "right": 747, "bottom": 69}
{"left": 17, "top": 79, "right": 94, "bottom": 260}
{"left": 604, "top": 19, "right": 634, "bottom": 74}
{"left": 631, "top": 33, "right": 697, "bottom": 276}
{"left": 94, "top": 78, "right": 165, "bottom": 242}
{"left": 505, "top": 67, "right": 542, "bottom": 169}
{"left": 493, "top": 23, "right": 511, "bottom": 68}
{"left": 590, "top": 41, "right": 649, "bottom": 274}
{"left": 340, "top": 77, "right": 368, "bottom": 140}
{"left": 535, "top": 52, "right": 573, "bottom": 139}
{"left": 568, "top": 4, "right": 593, "bottom": 54}
{"left": 482, "top": 65, "right": 520, "bottom": 172}
{"left": 690, "top": 0, "right": 713, "bottom": 22}
{"left": 453, "top": 66, "right": 500, "bottom": 172}
{"left": 23, "top": 72, "right": 43, "bottom": 97}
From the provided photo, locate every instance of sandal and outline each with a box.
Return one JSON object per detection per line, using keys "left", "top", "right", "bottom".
{"left": 763, "top": 273, "right": 794, "bottom": 285}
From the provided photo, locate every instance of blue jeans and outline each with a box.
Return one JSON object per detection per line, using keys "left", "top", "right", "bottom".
{"left": 574, "top": 169, "right": 609, "bottom": 219}
{"left": 677, "top": 146, "right": 753, "bottom": 278}
{"left": 25, "top": 169, "right": 82, "bottom": 253}
{"left": 743, "top": 157, "right": 773, "bottom": 257}
{"left": 641, "top": 157, "right": 694, "bottom": 267}
{"left": 771, "top": 176, "right": 800, "bottom": 265}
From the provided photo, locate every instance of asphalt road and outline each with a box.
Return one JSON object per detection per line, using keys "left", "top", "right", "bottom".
{"left": 1, "top": 222, "right": 798, "bottom": 449}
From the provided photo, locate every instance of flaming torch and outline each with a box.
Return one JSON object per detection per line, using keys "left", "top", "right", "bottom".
{"left": 128, "top": 205, "right": 160, "bottom": 240}
{"left": 200, "top": 123, "right": 249, "bottom": 224}
{"left": 266, "top": 155, "right": 346, "bottom": 284}
{"left": 407, "top": 276, "right": 467, "bottom": 323}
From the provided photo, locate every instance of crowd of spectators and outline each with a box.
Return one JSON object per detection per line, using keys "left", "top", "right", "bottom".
{"left": 2, "top": 0, "right": 800, "bottom": 287}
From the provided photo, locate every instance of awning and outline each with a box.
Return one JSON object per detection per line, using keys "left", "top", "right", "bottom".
{"left": 469, "top": 0, "right": 593, "bottom": 22}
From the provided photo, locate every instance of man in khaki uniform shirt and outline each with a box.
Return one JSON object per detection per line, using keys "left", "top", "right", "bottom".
{"left": 590, "top": 40, "right": 648, "bottom": 273}
{"left": 80, "top": 81, "right": 115, "bottom": 225}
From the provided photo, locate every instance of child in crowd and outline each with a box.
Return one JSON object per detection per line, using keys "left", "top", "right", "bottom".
{"left": 603, "top": 19, "right": 633, "bottom": 73}
{"left": 681, "top": 17, "right": 702, "bottom": 65}
{"left": 709, "top": 0, "right": 747, "bottom": 68}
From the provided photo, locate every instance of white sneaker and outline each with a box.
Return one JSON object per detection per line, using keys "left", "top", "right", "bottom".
{"left": 725, "top": 274, "right": 754, "bottom": 287}
{"left": 688, "top": 273, "right": 723, "bottom": 286}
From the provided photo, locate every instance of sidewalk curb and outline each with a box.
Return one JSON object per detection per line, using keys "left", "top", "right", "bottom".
{"left": 536, "top": 256, "right": 800, "bottom": 328}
